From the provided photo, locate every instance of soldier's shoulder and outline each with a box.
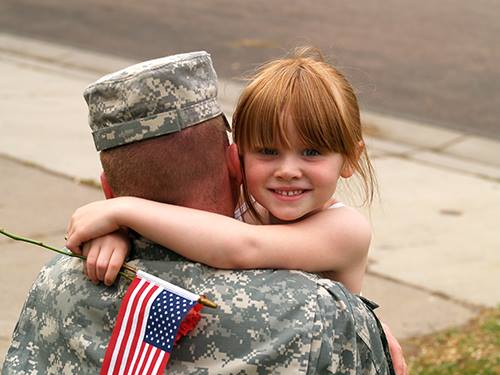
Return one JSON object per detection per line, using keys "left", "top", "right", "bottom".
{"left": 313, "top": 275, "right": 378, "bottom": 335}
{"left": 316, "top": 277, "right": 391, "bottom": 374}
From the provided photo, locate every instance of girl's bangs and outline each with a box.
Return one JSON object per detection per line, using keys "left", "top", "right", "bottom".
{"left": 235, "top": 57, "right": 354, "bottom": 155}
{"left": 287, "top": 75, "right": 346, "bottom": 154}
{"left": 236, "top": 74, "right": 291, "bottom": 151}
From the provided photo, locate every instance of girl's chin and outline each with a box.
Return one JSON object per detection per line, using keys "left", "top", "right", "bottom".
{"left": 269, "top": 212, "right": 305, "bottom": 224}
{"left": 270, "top": 207, "right": 322, "bottom": 224}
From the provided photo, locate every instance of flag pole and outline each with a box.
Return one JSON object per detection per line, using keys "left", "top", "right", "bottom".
{"left": 198, "top": 296, "right": 217, "bottom": 308}
{"left": 0, "top": 228, "right": 217, "bottom": 308}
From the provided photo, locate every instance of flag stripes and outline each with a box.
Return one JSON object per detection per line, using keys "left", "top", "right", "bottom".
{"left": 101, "top": 273, "right": 202, "bottom": 375}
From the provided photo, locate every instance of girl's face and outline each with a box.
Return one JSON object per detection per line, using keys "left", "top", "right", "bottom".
{"left": 243, "top": 120, "right": 347, "bottom": 223}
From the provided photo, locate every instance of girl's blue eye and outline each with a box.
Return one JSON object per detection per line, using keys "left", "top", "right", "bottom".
{"left": 258, "top": 148, "right": 278, "bottom": 156}
{"left": 303, "top": 149, "right": 321, "bottom": 157}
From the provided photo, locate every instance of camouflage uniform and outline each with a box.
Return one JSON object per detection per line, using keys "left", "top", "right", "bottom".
{"left": 84, "top": 51, "right": 229, "bottom": 152}
{"left": 2, "top": 52, "right": 393, "bottom": 374}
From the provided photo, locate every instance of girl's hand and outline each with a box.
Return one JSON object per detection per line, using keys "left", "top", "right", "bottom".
{"left": 81, "top": 231, "right": 130, "bottom": 286}
{"left": 66, "top": 199, "right": 123, "bottom": 253}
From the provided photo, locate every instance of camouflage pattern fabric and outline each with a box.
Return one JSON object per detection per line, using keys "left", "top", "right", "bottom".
{"left": 84, "top": 51, "right": 228, "bottom": 151}
{"left": 2, "top": 237, "right": 391, "bottom": 374}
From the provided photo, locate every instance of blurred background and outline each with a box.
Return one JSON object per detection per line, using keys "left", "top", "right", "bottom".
{"left": 1, "top": 0, "right": 499, "bottom": 138}
{"left": 1, "top": 0, "right": 499, "bottom": 372}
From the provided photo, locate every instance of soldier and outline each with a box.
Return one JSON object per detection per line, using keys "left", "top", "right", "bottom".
{"left": 2, "top": 51, "right": 394, "bottom": 374}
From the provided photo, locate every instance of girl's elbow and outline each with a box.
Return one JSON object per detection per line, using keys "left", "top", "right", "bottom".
{"left": 352, "top": 231, "right": 371, "bottom": 263}
{"left": 225, "top": 250, "right": 255, "bottom": 269}
{"left": 361, "top": 228, "right": 372, "bottom": 257}
{"left": 224, "top": 239, "right": 260, "bottom": 269}
{"left": 201, "top": 252, "right": 237, "bottom": 269}
{"left": 343, "top": 228, "right": 371, "bottom": 266}
{"left": 203, "top": 239, "right": 257, "bottom": 270}
{"left": 353, "top": 218, "right": 371, "bottom": 258}
{"left": 205, "top": 255, "right": 250, "bottom": 270}
{"left": 213, "top": 253, "right": 246, "bottom": 269}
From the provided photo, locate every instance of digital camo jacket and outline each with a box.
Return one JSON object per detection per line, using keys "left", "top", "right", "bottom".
{"left": 3, "top": 237, "right": 391, "bottom": 374}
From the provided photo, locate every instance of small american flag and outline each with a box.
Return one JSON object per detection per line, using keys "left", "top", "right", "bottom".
{"left": 101, "top": 270, "right": 203, "bottom": 375}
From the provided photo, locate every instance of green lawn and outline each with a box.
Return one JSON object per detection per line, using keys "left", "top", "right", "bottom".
{"left": 404, "top": 307, "right": 499, "bottom": 375}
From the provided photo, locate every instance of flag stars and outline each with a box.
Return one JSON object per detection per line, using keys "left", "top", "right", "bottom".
{"left": 143, "top": 289, "right": 197, "bottom": 352}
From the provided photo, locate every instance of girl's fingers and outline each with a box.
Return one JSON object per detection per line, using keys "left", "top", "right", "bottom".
{"left": 81, "top": 242, "right": 89, "bottom": 279}
{"left": 65, "top": 218, "right": 73, "bottom": 240}
{"left": 65, "top": 220, "right": 74, "bottom": 251}
{"left": 66, "top": 216, "right": 79, "bottom": 243}
{"left": 66, "top": 225, "right": 90, "bottom": 254}
{"left": 67, "top": 226, "right": 83, "bottom": 255}
{"left": 69, "top": 240, "right": 82, "bottom": 255}
{"left": 65, "top": 223, "right": 78, "bottom": 252}
{"left": 95, "top": 245, "right": 114, "bottom": 283}
{"left": 104, "top": 248, "right": 126, "bottom": 286}
{"left": 83, "top": 243, "right": 99, "bottom": 284}
{"left": 66, "top": 236, "right": 78, "bottom": 254}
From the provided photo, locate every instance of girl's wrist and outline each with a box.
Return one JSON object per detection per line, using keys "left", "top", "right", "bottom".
{"left": 112, "top": 196, "right": 134, "bottom": 227}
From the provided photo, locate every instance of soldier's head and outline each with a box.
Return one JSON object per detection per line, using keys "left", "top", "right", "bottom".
{"left": 84, "top": 52, "right": 240, "bottom": 217}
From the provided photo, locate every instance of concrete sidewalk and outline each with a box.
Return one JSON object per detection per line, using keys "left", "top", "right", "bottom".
{"left": 1, "top": 33, "right": 499, "bottom": 365}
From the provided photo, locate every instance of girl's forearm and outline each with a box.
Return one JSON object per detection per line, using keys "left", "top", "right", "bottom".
{"left": 114, "top": 197, "right": 255, "bottom": 268}
{"left": 109, "top": 197, "right": 369, "bottom": 274}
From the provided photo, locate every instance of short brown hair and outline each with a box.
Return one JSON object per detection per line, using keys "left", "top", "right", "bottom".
{"left": 232, "top": 47, "right": 376, "bottom": 221}
{"left": 100, "top": 116, "right": 230, "bottom": 212}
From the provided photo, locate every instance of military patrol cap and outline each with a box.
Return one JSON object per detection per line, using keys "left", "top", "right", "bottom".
{"left": 84, "top": 51, "right": 227, "bottom": 151}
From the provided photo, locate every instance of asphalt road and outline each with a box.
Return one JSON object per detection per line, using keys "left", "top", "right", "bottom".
{"left": 1, "top": 0, "right": 499, "bottom": 139}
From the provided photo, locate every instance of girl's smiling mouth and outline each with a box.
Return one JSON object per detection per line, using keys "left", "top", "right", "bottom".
{"left": 270, "top": 188, "right": 310, "bottom": 200}
{"left": 273, "top": 189, "right": 304, "bottom": 196}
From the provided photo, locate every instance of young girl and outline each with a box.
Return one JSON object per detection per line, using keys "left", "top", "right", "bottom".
{"left": 66, "top": 47, "right": 376, "bottom": 294}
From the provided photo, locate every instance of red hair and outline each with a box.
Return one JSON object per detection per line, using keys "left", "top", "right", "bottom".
{"left": 232, "top": 47, "right": 376, "bottom": 221}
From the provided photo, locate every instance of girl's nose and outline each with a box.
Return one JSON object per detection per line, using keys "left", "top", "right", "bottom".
{"left": 274, "top": 156, "right": 302, "bottom": 180}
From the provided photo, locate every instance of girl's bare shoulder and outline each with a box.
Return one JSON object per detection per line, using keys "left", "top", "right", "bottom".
{"left": 313, "top": 204, "right": 372, "bottom": 245}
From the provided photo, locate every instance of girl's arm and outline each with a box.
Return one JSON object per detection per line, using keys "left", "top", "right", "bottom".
{"left": 66, "top": 196, "right": 370, "bottom": 281}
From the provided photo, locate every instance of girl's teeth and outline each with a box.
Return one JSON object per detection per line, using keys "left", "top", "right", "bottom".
{"left": 275, "top": 190, "right": 303, "bottom": 196}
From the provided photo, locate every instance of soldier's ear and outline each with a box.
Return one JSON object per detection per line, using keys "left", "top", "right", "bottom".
{"left": 100, "top": 172, "right": 115, "bottom": 199}
{"left": 226, "top": 143, "right": 242, "bottom": 185}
